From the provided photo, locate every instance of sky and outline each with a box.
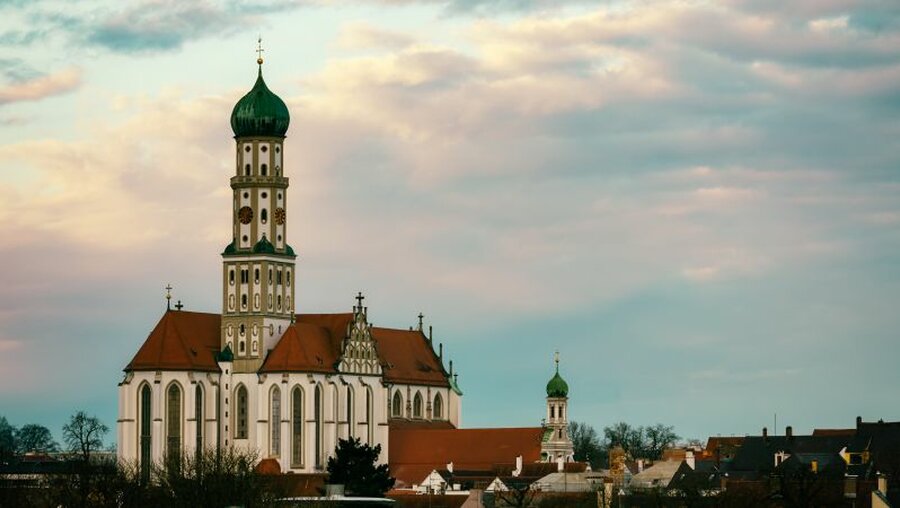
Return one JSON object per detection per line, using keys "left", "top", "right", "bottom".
{"left": 0, "top": 0, "right": 899, "bottom": 445}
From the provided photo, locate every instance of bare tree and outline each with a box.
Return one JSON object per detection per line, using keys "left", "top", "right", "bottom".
{"left": 63, "top": 411, "right": 109, "bottom": 462}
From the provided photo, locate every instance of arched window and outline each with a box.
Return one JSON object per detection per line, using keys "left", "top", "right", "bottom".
{"left": 245, "top": 163, "right": 251, "bottom": 176}
{"left": 236, "top": 385, "right": 248, "bottom": 439}
{"left": 314, "top": 385, "right": 323, "bottom": 469}
{"left": 139, "top": 384, "right": 152, "bottom": 482}
{"left": 346, "top": 386, "right": 354, "bottom": 439}
{"left": 254, "top": 268, "right": 260, "bottom": 283}
{"left": 166, "top": 383, "right": 182, "bottom": 458}
{"left": 291, "top": 387, "right": 303, "bottom": 467}
{"left": 261, "top": 163, "right": 268, "bottom": 176}
{"left": 392, "top": 391, "right": 402, "bottom": 418}
{"left": 366, "top": 387, "right": 373, "bottom": 444}
{"left": 270, "top": 386, "right": 281, "bottom": 457}
{"left": 550, "top": 406, "right": 555, "bottom": 419}
{"left": 261, "top": 209, "right": 268, "bottom": 224}
{"left": 195, "top": 384, "right": 204, "bottom": 456}
{"left": 413, "top": 392, "right": 423, "bottom": 419}
{"left": 433, "top": 393, "right": 443, "bottom": 420}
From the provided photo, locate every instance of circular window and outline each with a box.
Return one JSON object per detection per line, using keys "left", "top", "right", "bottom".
{"left": 242, "top": 235, "right": 248, "bottom": 242}
{"left": 261, "top": 145, "right": 268, "bottom": 153}
{"left": 245, "top": 146, "right": 251, "bottom": 152}
{"left": 277, "top": 235, "right": 282, "bottom": 242}
{"left": 261, "top": 192, "right": 268, "bottom": 199}
{"left": 243, "top": 192, "right": 249, "bottom": 199}
{"left": 277, "top": 193, "right": 282, "bottom": 200}
{"left": 238, "top": 206, "right": 254, "bottom": 224}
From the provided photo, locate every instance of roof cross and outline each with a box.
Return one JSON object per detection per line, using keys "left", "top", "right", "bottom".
{"left": 554, "top": 350, "right": 560, "bottom": 372}
{"left": 355, "top": 291, "right": 365, "bottom": 309}
{"left": 256, "top": 36, "right": 265, "bottom": 65}
{"left": 417, "top": 312, "right": 424, "bottom": 331}
{"left": 174, "top": 300, "right": 184, "bottom": 311}
{"left": 165, "top": 283, "right": 173, "bottom": 311}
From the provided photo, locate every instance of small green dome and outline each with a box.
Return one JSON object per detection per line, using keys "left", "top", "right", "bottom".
{"left": 546, "top": 371, "right": 569, "bottom": 398}
{"left": 284, "top": 244, "right": 296, "bottom": 257}
{"left": 231, "top": 67, "right": 290, "bottom": 138}
{"left": 253, "top": 234, "right": 276, "bottom": 254}
{"left": 222, "top": 238, "right": 237, "bottom": 255}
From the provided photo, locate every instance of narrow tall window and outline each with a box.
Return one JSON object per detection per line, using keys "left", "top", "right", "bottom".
{"left": 315, "top": 386, "right": 323, "bottom": 469}
{"left": 550, "top": 406, "right": 555, "bottom": 419}
{"left": 261, "top": 163, "right": 268, "bottom": 176}
{"left": 139, "top": 385, "right": 152, "bottom": 482}
{"left": 236, "top": 385, "right": 248, "bottom": 439}
{"left": 413, "top": 392, "right": 423, "bottom": 419}
{"left": 166, "top": 384, "right": 182, "bottom": 459}
{"left": 346, "top": 386, "right": 354, "bottom": 439}
{"left": 433, "top": 393, "right": 443, "bottom": 420}
{"left": 270, "top": 386, "right": 281, "bottom": 457}
{"left": 195, "top": 384, "right": 203, "bottom": 456}
{"left": 366, "top": 388, "right": 373, "bottom": 444}
{"left": 292, "top": 387, "right": 303, "bottom": 467}
{"left": 261, "top": 209, "right": 268, "bottom": 224}
{"left": 392, "top": 391, "right": 402, "bottom": 418}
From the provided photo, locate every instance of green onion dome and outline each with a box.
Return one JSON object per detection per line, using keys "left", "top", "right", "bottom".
{"left": 252, "top": 234, "right": 276, "bottom": 254}
{"left": 546, "top": 370, "right": 569, "bottom": 398}
{"left": 231, "top": 67, "right": 290, "bottom": 138}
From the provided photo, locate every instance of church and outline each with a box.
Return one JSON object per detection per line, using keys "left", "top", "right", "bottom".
{"left": 116, "top": 52, "right": 573, "bottom": 481}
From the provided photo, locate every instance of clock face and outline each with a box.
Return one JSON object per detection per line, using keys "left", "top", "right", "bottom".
{"left": 274, "top": 207, "right": 286, "bottom": 225}
{"left": 238, "top": 206, "right": 254, "bottom": 224}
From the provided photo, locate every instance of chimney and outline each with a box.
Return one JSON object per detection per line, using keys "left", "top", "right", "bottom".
{"left": 786, "top": 426, "right": 793, "bottom": 439}
{"left": 763, "top": 427, "right": 768, "bottom": 438}
{"left": 686, "top": 450, "right": 695, "bottom": 470}
{"left": 879, "top": 474, "right": 888, "bottom": 495}
{"left": 447, "top": 461, "right": 453, "bottom": 474}
{"left": 856, "top": 416, "right": 863, "bottom": 429}
{"left": 514, "top": 456, "right": 523, "bottom": 477}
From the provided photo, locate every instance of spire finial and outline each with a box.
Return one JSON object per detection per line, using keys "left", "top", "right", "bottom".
{"left": 165, "top": 283, "right": 173, "bottom": 311}
{"left": 554, "top": 350, "right": 560, "bottom": 373}
{"left": 417, "top": 312, "right": 424, "bottom": 331}
{"left": 256, "top": 36, "right": 265, "bottom": 66}
{"left": 355, "top": 291, "right": 365, "bottom": 310}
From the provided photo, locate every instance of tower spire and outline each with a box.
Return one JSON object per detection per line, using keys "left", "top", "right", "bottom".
{"left": 554, "top": 350, "right": 560, "bottom": 373}
{"left": 165, "top": 283, "right": 173, "bottom": 311}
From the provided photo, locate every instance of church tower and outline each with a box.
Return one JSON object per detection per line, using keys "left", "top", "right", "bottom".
{"left": 221, "top": 45, "right": 296, "bottom": 373}
{"left": 542, "top": 352, "right": 574, "bottom": 462}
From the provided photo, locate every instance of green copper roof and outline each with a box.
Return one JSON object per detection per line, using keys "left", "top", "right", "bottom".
{"left": 222, "top": 239, "right": 237, "bottom": 255}
{"left": 216, "top": 344, "right": 234, "bottom": 363}
{"left": 253, "top": 234, "right": 276, "bottom": 254}
{"left": 546, "top": 369, "right": 569, "bottom": 398}
{"left": 285, "top": 244, "right": 296, "bottom": 257}
{"left": 231, "top": 67, "right": 290, "bottom": 138}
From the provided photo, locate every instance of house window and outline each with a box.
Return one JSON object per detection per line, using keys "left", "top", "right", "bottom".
{"left": 139, "top": 385, "right": 152, "bottom": 482}
{"left": 166, "top": 384, "right": 182, "bottom": 459}
{"left": 413, "top": 392, "right": 423, "bottom": 419}
{"left": 392, "top": 391, "right": 402, "bottom": 418}
{"left": 433, "top": 393, "right": 443, "bottom": 420}
{"left": 271, "top": 386, "right": 281, "bottom": 457}
{"left": 236, "top": 385, "right": 248, "bottom": 439}
{"left": 292, "top": 387, "right": 303, "bottom": 467}
{"left": 195, "top": 384, "right": 203, "bottom": 457}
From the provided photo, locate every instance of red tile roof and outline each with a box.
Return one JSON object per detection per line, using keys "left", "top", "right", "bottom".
{"left": 125, "top": 311, "right": 221, "bottom": 372}
{"left": 388, "top": 427, "right": 544, "bottom": 486}
{"left": 128, "top": 311, "right": 450, "bottom": 389}
{"left": 372, "top": 327, "right": 447, "bottom": 386}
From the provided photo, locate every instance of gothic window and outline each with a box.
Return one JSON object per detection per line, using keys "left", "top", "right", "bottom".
{"left": 413, "top": 392, "right": 423, "bottom": 419}
{"left": 261, "top": 163, "right": 268, "bottom": 176}
{"left": 139, "top": 384, "right": 152, "bottom": 483}
{"left": 195, "top": 384, "right": 203, "bottom": 456}
{"left": 270, "top": 386, "right": 281, "bottom": 457}
{"left": 433, "top": 393, "right": 443, "bottom": 420}
{"left": 236, "top": 385, "right": 248, "bottom": 439}
{"left": 392, "top": 391, "right": 402, "bottom": 418}
{"left": 291, "top": 387, "right": 303, "bottom": 467}
{"left": 314, "top": 385, "right": 323, "bottom": 469}
{"left": 366, "top": 388, "right": 373, "bottom": 444}
{"left": 166, "top": 383, "right": 182, "bottom": 459}
{"left": 346, "top": 386, "right": 354, "bottom": 439}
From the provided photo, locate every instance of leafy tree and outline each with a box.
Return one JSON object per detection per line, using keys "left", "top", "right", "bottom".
{"left": 17, "top": 423, "right": 59, "bottom": 454}
{"left": 0, "top": 416, "right": 17, "bottom": 463}
{"left": 63, "top": 410, "right": 109, "bottom": 462}
{"left": 602, "top": 422, "right": 680, "bottom": 460}
{"left": 569, "top": 421, "right": 605, "bottom": 468}
{"left": 326, "top": 437, "right": 394, "bottom": 497}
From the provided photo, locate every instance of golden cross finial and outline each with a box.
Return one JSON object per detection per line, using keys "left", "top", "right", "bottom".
{"left": 554, "top": 350, "right": 560, "bottom": 372}
{"left": 165, "top": 283, "right": 173, "bottom": 310}
{"left": 256, "top": 36, "right": 265, "bottom": 65}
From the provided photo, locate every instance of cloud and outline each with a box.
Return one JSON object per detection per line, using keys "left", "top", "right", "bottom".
{"left": 0, "top": 67, "right": 81, "bottom": 105}
{"left": 336, "top": 21, "right": 417, "bottom": 50}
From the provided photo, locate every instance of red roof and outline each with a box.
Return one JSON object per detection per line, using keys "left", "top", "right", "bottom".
{"left": 126, "top": 311, "right": 221, "bottom": 372}
{"left": 372, "top": 327, "right": 447, "bottom": 386}
{"left": 812, "top": 428, "right": 856, "bottom": 437}
{"left": 128, "top": 311, "right": 449, "bottom": 389}
{"left": 388, "top": 427, "right": 544, "bottom": 486}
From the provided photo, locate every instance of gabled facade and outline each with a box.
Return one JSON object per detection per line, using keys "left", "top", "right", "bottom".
{"left": 117, "top": 55, "right": 461, "bottom": 478}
